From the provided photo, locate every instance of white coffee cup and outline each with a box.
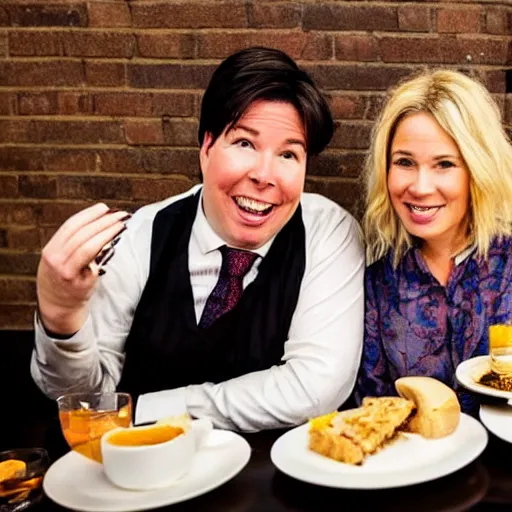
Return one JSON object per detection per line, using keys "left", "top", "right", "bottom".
{"left": 101, "top": 418, "right": 213, "bottom": 490}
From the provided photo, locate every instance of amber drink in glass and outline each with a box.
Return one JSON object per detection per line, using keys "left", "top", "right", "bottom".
{"left": 489, "top": 324, "right": 512, "bottom": 375}
{"left": 57, "top": 392, "right": 132, "bottom": 463}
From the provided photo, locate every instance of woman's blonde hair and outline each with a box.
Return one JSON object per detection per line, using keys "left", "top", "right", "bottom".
{"left": 364, "top": 69, "right": 512, "bottom": 266}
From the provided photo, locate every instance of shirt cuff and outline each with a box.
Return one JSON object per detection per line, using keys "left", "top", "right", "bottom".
{"left": 135, "top": 388, "right": 188, "bottom": 425}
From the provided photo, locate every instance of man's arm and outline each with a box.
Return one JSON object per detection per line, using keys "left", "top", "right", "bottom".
{"left": 136, "top": 207, "right": 365, "bottom": 431}
{"left": 31, "top": 211, "right": 149, "bottom": 399}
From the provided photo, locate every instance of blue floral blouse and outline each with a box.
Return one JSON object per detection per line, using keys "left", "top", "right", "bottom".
{"left": 355, "top": 236, "right": 512, "bottom": 415}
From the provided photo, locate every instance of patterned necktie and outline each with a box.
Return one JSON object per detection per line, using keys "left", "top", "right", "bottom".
{"left": 198, "top": 245, "right": 258, "bottom": 329}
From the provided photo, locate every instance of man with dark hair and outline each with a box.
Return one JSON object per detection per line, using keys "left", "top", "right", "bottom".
{"left": 32, "top": 47, "right": 364, "bottom": 432}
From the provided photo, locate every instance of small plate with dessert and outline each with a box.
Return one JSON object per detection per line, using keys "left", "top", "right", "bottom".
{"left": 456, "top": 355, "right": 512, "bottom": 400}
{"left": 270, "top": 377, "right": 488, "bottom": 489}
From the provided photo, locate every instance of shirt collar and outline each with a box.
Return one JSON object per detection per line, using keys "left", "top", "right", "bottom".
{"left": 192, "top": 188, "right": 273, "bottom": 258}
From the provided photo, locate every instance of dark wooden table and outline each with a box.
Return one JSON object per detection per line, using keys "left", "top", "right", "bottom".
{"left": 5, "top": 410, "right": 512, "bottom": 512}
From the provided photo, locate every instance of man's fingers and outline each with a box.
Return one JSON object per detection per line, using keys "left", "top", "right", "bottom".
{"left": 45, "top": 203, "right": 110, "bottom": 253}
{"left": 62, "top": 210, "right": 129, "bottom": 264}
{"left": 65, "top": 221, "right": 128, "bottom": 274}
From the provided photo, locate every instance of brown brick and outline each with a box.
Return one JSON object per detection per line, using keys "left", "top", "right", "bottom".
{"left": 40, "top": 202, "right": 89, "bottom": 226}
{"left": 305, "top": 177, "right": 362, "bottom": 218}
{"left": 328, "top": 94, "right": 367, "bottom": 119}
{"left": 308, "top": 152, "right": 365, "bottom": 178}
{"left": 0, "top": 33, "right": 7, "bottom": 57}
{"left": 0, "top": 305, "right": 35, "bottom": 329}
{"left": 96, "top": 148, "right": 200, "bottom": 177}
{"left": 94, "top": 92, "right": 152, "bottom": 117}
{"left": 0, "top": 6, "right": 8, "bottom": 26}
{"left": 335, "top": 35, "right": 379, "bottom": 62}
{"left": 30, "top": 120, "right": 124, "bottom": 144}
{"left": 486, "top": 8, "right": 509, "bottom": 35}
{"left": 366, "top": 95, "right": 387, "bottom": 120}
{"left": 0, "top": 60, "right": 84, "bottom": 86}
{"left": 137, "top": 33, "right": 195, "bottom": 59}
{"left": 0, "top": 120, "right": 31, "bottom": 143}
{"left": 7, "top": 228, "right": 40, "bottom": 250}
{"left": 86, "top": 61, "right": 126, "bottom": 87}
{"left": 1, "top": 148, "right": 95, "bottom": 172}
{"left": 0, "top": 176, "right": 18, "bottom": 198}
{"left": 9, "top": 31, "right": 61, "bottom": 56}
{"left": 128, "top": 64, "right": 216, "bottom": 89}
{"left": 63, "top": 32, "right": 135, "bottom": 58}
{"left": 39, "top": 226, "right": 58, "bottom": 246}
{"left": 506, "top": 95, "right": 512, "bottom": 125}
{"left": 197, "top": 32, "right": 332, "bottom": 60}
{"left": 304, "top": 5, "right": 397, "bottom": 31}
{"left": 131, "top": 177, "right": 196, "bottom": 201}
{"left": 379, "top": 36, "right": 509, "bottom": 65}
{"left": 331, "top": 122, "right": 372, "bottom": 150}
{"left": 124, "top": 119, "right": 165, "bottom": 146}
{"left": 479, "top": 69, "right": 506, "bottom": 94}
{"left": 88, "top": 2, "right": 131, "bottom": 28}
{"left": 305, "top": 64, "right": 413, "bottom": 91}
{"left": 0, "top": 93, "right": 14, "bottom": 115}
{"left": 18, "top": 92, "right": 58, "bottom": 115}
{"left": 437, "top": 8, "right": 481, "bottom": 33}
{"left": 151, "top": 93, "right": 195, "bottom": 117}
{"left": 0, "top": 278, "right": 36, "bottom": 302}
{"left": 0, "top": 253, "right": 40, "bottom": 275}
{"left": 249, "top": 3, "right": 301, "bottom": 28}
{"left": 95, "top": 148, "right": 199, "bottom": 176}
{"left": 19, "top": 175, "right": 57, "bottom": 198}
{"left": 58, "top": 92, "right": 93, "bottom": 115}
{"left": 0, "top": 204, "right": 37, "bottom": 225}
{"left": 162, "top": 119, "right": 198, "bottom": 146}
{"left": 398, "top": 6, "right": 432, "bottom": 32}
{"left": 7, "top": 3, "right": 87, "bottom": 27}
{"left": 132, "top": 2, "right": 247, "bottom": 29}
{"left": 58, "top": 175, "right": 132, "bottom": 200}
{"left": 0, "top": 229, "right": 7, "bottom": 247}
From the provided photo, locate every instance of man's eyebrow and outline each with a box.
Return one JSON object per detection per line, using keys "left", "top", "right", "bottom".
{"left": 285, "top": 139, "right": 306, "bottom": 151}
{"left": 232, "top": 125, "right": 306, "bottom": 150}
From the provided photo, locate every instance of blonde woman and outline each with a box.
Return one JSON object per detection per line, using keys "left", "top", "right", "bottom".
{"left": 356, "top": 69, "right": 512, "bottom": 414}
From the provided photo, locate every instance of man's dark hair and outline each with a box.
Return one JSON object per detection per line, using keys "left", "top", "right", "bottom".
{"left": 198, "top": 47, "right": 334, "bottom": 156}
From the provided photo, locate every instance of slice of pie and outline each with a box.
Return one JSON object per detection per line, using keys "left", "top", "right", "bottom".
{"left": 308, "top": 397, "right": 415, "bottom": 465}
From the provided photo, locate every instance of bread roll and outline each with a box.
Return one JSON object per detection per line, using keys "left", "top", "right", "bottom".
{"left": 395, "top": 376, "right": 460, "bottom": 438}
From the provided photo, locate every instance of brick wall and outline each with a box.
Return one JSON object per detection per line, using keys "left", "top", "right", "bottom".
{"left": 0, "top": 0, "right": 511, "bottom": 329}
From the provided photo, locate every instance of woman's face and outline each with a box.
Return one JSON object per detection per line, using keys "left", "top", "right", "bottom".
{"left": 387, "top": 111, "right": 471, "bottom": 253}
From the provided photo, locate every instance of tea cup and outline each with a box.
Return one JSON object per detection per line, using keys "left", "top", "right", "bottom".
{"left": 100, "top": 418, "right": 212, "bottom": 490}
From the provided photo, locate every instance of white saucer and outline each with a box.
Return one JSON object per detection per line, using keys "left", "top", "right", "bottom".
{"left": 480, "top": 402, "right": 512, "bottom": 443}
{"left": 43, "top": 429, "right": 251, "bottom": 512}
{"left": 456, "top": 355, "right": 512, "bottom": 399}
{"left": 270, "top": 414, "right": 487, "bottom": 489}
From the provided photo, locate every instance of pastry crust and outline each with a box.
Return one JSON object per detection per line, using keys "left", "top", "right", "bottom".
{"left": 395, "top": 376, "right": 460, "bottom": 438}
{"left": 308, "top": 397, "right": 415, "bottom": 465}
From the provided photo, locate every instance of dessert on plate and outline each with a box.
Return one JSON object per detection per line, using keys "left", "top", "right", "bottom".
{"left": 308, "top": 376, "right": 461, "bottom": 465}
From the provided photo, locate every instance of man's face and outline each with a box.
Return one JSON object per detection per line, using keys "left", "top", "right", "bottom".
{"left": 200, "top": 100, "right": 307, "bottom": 250}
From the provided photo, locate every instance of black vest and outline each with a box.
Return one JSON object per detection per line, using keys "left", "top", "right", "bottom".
{"left": 118, "top": 192, "right": 306, "bottom": 402}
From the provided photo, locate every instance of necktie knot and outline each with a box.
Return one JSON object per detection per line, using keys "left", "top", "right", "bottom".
{"left": 221, "top": 246, "right": 258, "bottom": 278}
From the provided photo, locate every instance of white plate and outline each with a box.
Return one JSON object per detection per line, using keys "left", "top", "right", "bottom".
{"left": 270, "top": 413, "right": 487, "bottom": 489}
{"left": 480, "top": 403, "right": 512, "bottom": 443}
{"left": 43, "top": 429, "right": 251, "bottom": 512}
{"left": 456, "top": 355, "right": 512, "bottom": 399}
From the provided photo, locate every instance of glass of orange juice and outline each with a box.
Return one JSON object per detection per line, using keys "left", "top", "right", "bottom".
{"left": 489, "top": 324, "right": 512, "bottom": 375}
{"left": 57, "top": 392, "right": 132, "bottom": 463}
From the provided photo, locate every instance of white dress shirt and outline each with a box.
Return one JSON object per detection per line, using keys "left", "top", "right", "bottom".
{"left": 31, "top": 184, "right": 365, "bottom": 432}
